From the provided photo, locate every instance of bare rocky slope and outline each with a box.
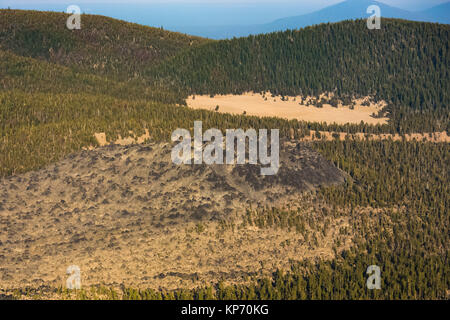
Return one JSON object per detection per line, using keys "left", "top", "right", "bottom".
{"left": 0, "top": 141, "right": 347, "bottom": 291}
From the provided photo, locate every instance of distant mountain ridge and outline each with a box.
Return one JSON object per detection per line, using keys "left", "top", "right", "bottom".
{"left": 173, "top": 0, "right": 450, "bottom": 39}
{"left": 421, "top": 2, "right": 450, "bottom": 22}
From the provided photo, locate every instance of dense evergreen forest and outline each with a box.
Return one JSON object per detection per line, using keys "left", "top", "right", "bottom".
{"left": 153, "top": 19, "right": 449, "bottom": 133}
{"left": 0, "top": 10, "right": 448, "bottom": 300}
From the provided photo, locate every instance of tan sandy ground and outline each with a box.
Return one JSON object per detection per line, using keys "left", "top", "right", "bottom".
{"left": 187, "top": 92, "right": 389, "bottom": 125}
{"left": 91, "top": 129, "right": 449, "bottom": 149}
{"left": 94, "top": 129, "right": 150, "bottom": 147}
{"left": 303, "top": 131, "right": 450, "bottom": 143}
{"left": 90, "top": 129, "right": 450, "bottom": 150}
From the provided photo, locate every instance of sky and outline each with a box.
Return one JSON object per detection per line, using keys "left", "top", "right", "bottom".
{"left": 1, "top": 0, "right": 448, "bottom": 27}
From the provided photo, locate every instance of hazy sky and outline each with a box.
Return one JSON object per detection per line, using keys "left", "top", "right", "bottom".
{"left": 3, "top": 0, "right": 447, "bottom": 7}
{"left": 1, "top": 0, "right": 448, "bottom": 27}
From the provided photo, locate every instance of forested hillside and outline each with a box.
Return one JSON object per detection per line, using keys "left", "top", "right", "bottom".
{"left": 0, "top": 50, "right": 313, "bottom": 177}
{"left": 0, "top": 10, "right": 205, "bottom": 176}
{"left": 153, "top": 19, "right": 449, "bottom": 133}
{"left": 0, "top": 9, "right": 208, "bottom": 80}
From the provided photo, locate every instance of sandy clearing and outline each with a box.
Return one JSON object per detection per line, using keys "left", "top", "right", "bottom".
{"left": 93, "top": 129, "right": 150, "bottom": 147}
{"left": 186, "top": 92, "right": 389, "bottom": 125}
{"left": 90, "top": 128, "right": 449, "bottom": 149}
{"left": 303, "top": 130, "right": 450, "bottom": 143}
